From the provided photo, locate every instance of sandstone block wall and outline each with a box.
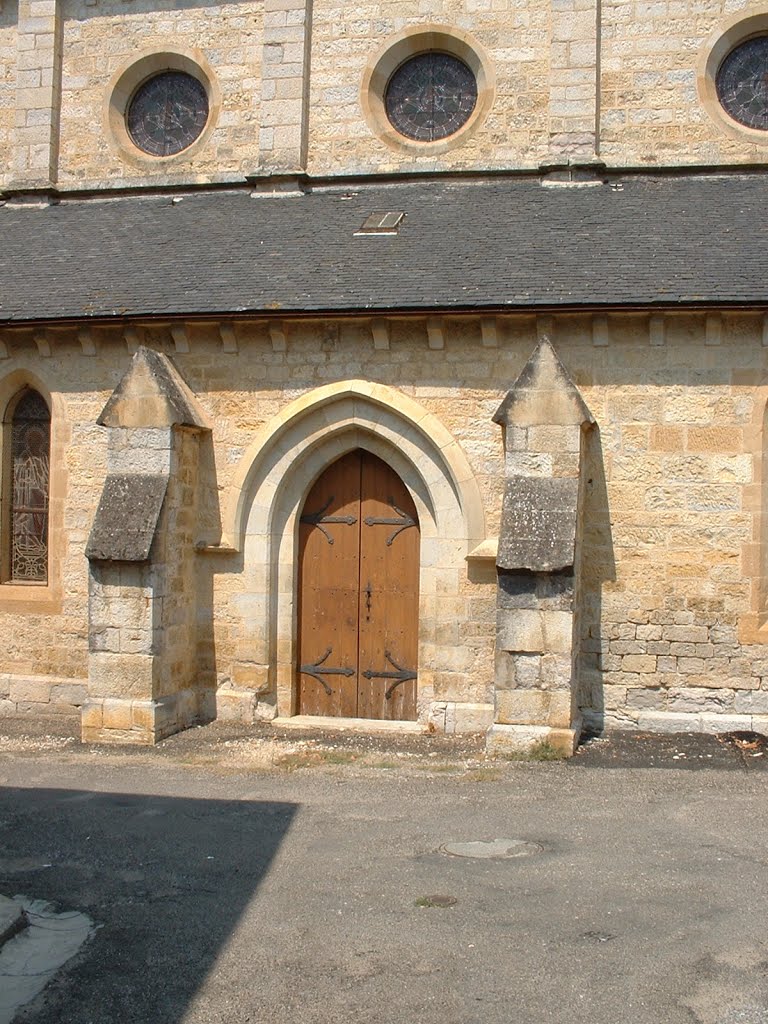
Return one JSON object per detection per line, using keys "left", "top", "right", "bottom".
{"left": 0, "top": 6, "right": 16, "bottom": 177}
{"left": 0, "top": 312, "right": 767, "bottom": 735}
{"left": 3, "top": 0, "right": 768, "bottom": 190}
{"left": 307, "top": 0, "right": 552, "bottom": 175}
{"left": 60, "top": 0, "right": 262, "bottom": 188}
{"left": 599, "top": 0, "right": 767, "bottom": 166}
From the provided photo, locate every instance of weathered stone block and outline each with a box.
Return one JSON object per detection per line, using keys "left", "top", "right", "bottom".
{"left": 130, "top": 701, "right": 157, "bottom": 734}
{"left": 485, "top": 723, "right": 579, "bottom": 757}
{"left": 497, "top": 571, "right": 574, "bottom": 611}
{"left": 497, "top": 477, "right": 580, "bottom": 572}
{"left": 496, "top": 652, "right": 542, "bottom": 689}
{"left": 733, "top": 691, "right": 768, "bottom": 715}
{"left": 540, "top": 653, "right": 573, "bottom": 690}
{"left": 622, "top": 654, "right": 657, "bottom": 673}
{"left": 49, "top": 683, "right": 88, "bottom": 706}
{"left": 662, "top": 625, "right": 709, "bottom": 643}
{"left": 445, "top": 702, "right": 494, "bottom": 734}
{"left": 9, "top": 677, "right": 52, "bottom": 704}
{"left": 497, "top": 608, "right": 573, "bottom": 655}
{"left": 495, "top": 689, "right": 572, "bottom": 728}
{"left": 636, "top": 711, "right": 702, "bottom": 734}
{"left": 699, "top": 713, "right": 753, "bottom": 735}
{"left": 88, "top": 652, "right": 154, "bottom": 699}
{"left": 216, "top": 686, "right": 258, "bottom": 722}
{"left": 80, "top": 701, "right": 103, "bottom": 731}
{"left": 101, "top": 698, "right": 134, "bottom": 732}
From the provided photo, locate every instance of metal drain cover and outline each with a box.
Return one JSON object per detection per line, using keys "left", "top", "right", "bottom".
{"left": 440, "top": 838, "right": 543, "bottom": 859}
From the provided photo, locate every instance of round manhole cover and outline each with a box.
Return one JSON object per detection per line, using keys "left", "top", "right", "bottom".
{"left": 440, "top": 838, "right": 543, "bottom": 859}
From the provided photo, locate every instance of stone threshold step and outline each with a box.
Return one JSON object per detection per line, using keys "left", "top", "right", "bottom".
{"left": 272, "top": 715, "right": 423, "bottom": 735}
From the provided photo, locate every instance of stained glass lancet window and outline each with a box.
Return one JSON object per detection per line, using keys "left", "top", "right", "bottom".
{"left": 7, "top": 391, "right": 50, "bottom": 582}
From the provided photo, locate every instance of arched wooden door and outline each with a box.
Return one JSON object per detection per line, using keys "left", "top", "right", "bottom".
{"left": 296, "top": 450, "right": 419, "bottom": 720}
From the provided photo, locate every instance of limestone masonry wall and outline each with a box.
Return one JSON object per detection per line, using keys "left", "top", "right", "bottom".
{"left": 0, "top": 4, "right": 17, "bottom": 189}
{"left": 57, "top": 0, "right": 263, "bottom": 187}
{"left": 1, "top": 312, "right": 767, "bottom": 733}
{"left": 599, "top": 0, "right": 767, "bottom": 166}
{"left": 306, "top": 0, "right": 551, "bottom": 175}
{"left": 3, "top": 0, "right": 768, "bottom": 189}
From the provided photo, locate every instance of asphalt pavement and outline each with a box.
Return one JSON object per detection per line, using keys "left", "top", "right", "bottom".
{"left": 0, "top": 718, "right": 767, "bottom": 1024}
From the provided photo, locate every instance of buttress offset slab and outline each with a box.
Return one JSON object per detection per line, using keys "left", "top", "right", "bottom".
{"left": 86, "top": 474, "right": 168, "bottom": 562}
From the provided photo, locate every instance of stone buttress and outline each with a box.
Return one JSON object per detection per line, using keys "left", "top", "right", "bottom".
{"left": 487, "top": 337, "right": 595, "bottom": 757}
{"left": 82, "top": 347, "right": 212, "bottom": 744}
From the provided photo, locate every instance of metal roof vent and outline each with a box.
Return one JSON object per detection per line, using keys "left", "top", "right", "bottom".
{"left": 355, "top": 211, "right": 404, "bottom": 236}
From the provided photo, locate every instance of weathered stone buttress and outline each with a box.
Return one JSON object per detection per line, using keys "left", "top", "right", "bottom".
{"left": 487, "top": 337, "right": 595, "bottom": 756}
{"left": 82, "top": 348, "right": 213, "bottom": 744}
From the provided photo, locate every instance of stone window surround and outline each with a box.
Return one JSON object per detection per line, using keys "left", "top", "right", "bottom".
{"left": 104, "top": 48, "right": 222, "bottom": 170}
{"left": 360, "top": 25, "right": 495, "bottom": 156}
{"left": 697, "top": 10, "right": 768, "bottom": 146}
{"left": 0, "top": 370, "right": 63, "bottom": 613}
{"left": 216, "top": 379, "right": 487, "bottom": 722}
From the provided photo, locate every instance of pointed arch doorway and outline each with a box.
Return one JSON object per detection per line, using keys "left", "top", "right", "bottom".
{"left": 296, "top": 449, "right": 419, "bottom": 721}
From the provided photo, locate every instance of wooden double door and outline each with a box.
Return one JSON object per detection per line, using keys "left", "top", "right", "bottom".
{"left": 297, "top": 450, "right": 419, "bottom": 720}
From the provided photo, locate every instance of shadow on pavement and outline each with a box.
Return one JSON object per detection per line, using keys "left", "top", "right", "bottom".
{"left": 0, "top": 787, "right": 298, "bottom": 1023}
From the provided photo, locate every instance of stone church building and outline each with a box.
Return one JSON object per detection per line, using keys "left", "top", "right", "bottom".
{"left": 1, "top": 0, "right": 768, "bottom": 751}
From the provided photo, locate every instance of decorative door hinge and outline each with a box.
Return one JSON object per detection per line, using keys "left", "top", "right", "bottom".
{"left": 300, "top": 647, "right": 355, "bottom": 695}
{"left": 300, "top": 496, "right": 357, "bottom": 545}
{"left": 363, "top": 650, "right": 417, "bottom": 699}
{"left": 364, "top": 498, "right": 416, "bottom": 546}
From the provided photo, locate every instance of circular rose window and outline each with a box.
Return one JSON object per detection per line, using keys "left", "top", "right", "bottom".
{"left": 384, "top": 52, "right": 478, "bottom": 142}
{"left": 127, "top": 71, "right": 209, "bottom": 157}
{"left": 716, "top": 35, "right": 768, "bottom": 130}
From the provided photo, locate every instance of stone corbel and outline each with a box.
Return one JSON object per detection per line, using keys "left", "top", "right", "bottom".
{"left": 219, "top": 323, "right": 238, "bottom": 353}
{"left": 33, "top": 331, "right": 51, "bottom": 358}
{"left": 78, "top": 327, "right": 98, "bottom": 356}
{"left": 426, "top": 317, "right": 444, "bottom": 350}
{"left": 124, "top": 325, "right": 144, "bottom": 354}
{"left": 371, "top": 318, "right": 390, "bottom": 351}
{"left": 649, "top": 314, "right": 666, "bottom": 347}
{"left": 171, "top": 325, "right": 190, "bottom": 354}
{"left": 269, "top": 322, "right": 287, "bottom": 352}
{"left": 592, "top": 314, "right": 609, "bottom": 347}
{"left": 481, "top": 317, "right": 498, "bottom": 348}
{"left": 705, "top": 312, "right": 722, "bottom": 346}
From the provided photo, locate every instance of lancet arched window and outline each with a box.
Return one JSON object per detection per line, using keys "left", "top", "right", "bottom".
{"left": 2, "top": 389, "right": 50, "bottom": 583}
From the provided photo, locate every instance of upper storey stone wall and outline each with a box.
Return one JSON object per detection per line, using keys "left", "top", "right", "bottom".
{"left": 305, "top": 0, "right": 553, "bottom": 175}
{"left": 600, "top": 0, "right": 768, "bottom": 166}
{"left": 56, "top": 0, "right": 263, "bottom": 188}
{"left": 0, "top": 4, "right": 16, "bottom": 182}
{"left": 3, "top": 0, "right": 768, "bottom": 191}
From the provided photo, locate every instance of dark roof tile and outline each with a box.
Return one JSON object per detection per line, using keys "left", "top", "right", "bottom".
{"left": 1, "top": 175, "right": 764, "bottom": 322}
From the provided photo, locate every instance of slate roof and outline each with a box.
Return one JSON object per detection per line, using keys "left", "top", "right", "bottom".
{"left": 0, "top": 173, "right": 765, "bottom": 324}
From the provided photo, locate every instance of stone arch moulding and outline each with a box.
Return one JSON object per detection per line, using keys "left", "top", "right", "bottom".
{"left": 219, "top": 380, "right": 488, "bottom": 724}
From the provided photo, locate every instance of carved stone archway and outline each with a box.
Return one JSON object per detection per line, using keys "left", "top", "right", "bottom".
{"left": 221, "top": 380, "right": 487, "bottom": 724}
